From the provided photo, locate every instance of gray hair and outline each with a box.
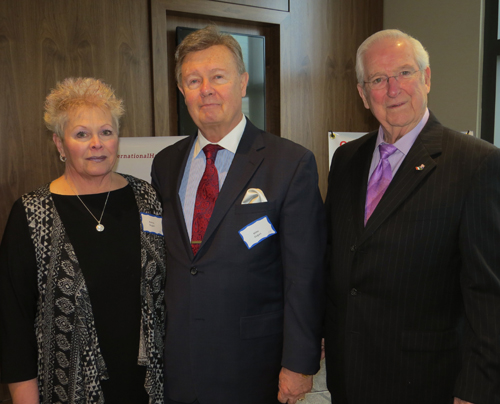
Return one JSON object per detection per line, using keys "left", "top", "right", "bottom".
{"left": 175, "top": 25, "right": 246, "bottom": 86}
{"left": 355, "top": 29, "right": 430, "bottom": 85}
{"left": 44, "top": 77, "right": 124, "bottom": 139}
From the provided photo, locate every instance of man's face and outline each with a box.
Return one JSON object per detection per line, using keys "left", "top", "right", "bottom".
{"left": 178, "top": 45, "right": 249, "bottom": 141}
{"left": 357, "top": 38, "right": 431, "bottom": 141}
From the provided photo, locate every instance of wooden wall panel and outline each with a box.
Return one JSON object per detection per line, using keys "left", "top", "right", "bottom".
{"left": 331, "top": 0, "right": 382, "bottom": 132}
{"left": 0, "top": 0, "right": 383, "bottom": 241}
{"left": 151, "top": 0, "right": 381, "bottom": 198}
{"left": 0, "top": 0, "right": 382, "bottom": 397}
{"left": 280, "top": 0, "right": 381, "bottom": 196}
{"left": 209, "top": 0, "right": 290, "bottom": 12}
{"left": 280, "top": 0, "right": 336, "bottom": 195}
{"left": 0, "top": 0, "right": 152, "bottom": 243}
{"left": 151, "top": 0, "right": 287, "bottom": 139}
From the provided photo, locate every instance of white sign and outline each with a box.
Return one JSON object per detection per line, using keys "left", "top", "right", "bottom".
{"left": 115, "top": 136, "right": 187, "bottom": 182}
{"left": 328, "top": 132, "right": 366, "bottom": 168}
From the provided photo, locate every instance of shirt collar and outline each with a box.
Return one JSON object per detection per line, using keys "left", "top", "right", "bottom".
{"left": 194, "top": 115, "right": 247, "bottom": 157}
{"left": 375, "top": 108, "right": 430, "bottom": 154}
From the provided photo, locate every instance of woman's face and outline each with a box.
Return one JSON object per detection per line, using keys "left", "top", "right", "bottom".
{"left": 54, "top": 106, "right": 118, "bottom": 183}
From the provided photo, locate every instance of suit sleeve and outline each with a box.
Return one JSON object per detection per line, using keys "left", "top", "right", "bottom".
{"left": 280, "top": 150, "right": 326, "bottom": 375}
{"left": 455, "top": 147, "right": 500, "bottom": 403}
{"left": 151, "top": 158, "right": 161, "bottom": 194}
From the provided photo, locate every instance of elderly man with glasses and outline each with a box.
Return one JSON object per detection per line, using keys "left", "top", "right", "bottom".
{"left": 324, "top": 29, "right": 500, "bottom": 404}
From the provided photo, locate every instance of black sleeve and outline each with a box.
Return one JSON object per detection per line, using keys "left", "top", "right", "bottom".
{"left": 0, "top": 198, "right": 39, "bottom": 383}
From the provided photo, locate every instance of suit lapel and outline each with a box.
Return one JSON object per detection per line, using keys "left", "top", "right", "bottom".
{"left": 350, "top": 133, "right": 378, "bottom": 235}
{"left": 359, "top": 115, "right": 443, "bottom": 246}
{"left": 172, "top": 136, "right": 197, "bottom": 258}
{"left": 195, "top": 121, "right": 265, "bottom": 258}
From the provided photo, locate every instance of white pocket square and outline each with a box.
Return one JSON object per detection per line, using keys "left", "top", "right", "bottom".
{"left": 242, "top": 188, "right": 268, "bottom": 204}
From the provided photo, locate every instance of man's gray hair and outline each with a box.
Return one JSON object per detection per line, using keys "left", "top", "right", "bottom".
{"left": 355, "top": 29, "right": 430, "bottom": 85}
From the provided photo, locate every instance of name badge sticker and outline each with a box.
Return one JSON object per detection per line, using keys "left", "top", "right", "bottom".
{"left": 141, "top": 213, "right": 164, "bottom": 236}
{"left": 239, "top": 216, "right": 277, "bottom": 249}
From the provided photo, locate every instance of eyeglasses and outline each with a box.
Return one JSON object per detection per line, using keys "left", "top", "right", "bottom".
{"left": 363, "top": 69, "right": 421, "bottom": 90}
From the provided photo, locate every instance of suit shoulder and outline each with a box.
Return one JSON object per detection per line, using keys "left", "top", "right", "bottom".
{"left": 331, "top": 131, "right": 375, "bottom": 163}
{"left": 340, "top": 131, "right": 375, "bottom": 150}
{"left": 443, "top": 126, "right": 496, "bottom": 148}
{"left": 442, "top": 127, "right": 500, "bottom": 162}
{"left": 259, "top": 131, "right": 313, "bottom": 160}
{"left": 156, "top": 136, "right": 192, "bottom": 157}
{"left": 153, "top": 136, "right": 192, "bottom": 164}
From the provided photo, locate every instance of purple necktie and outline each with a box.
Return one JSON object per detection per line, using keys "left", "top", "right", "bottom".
{"left": 364, "top": 143, "right": 398, "bottom": 225}
{"left": 191, "top": 144, "right": 223, "bottom": 255}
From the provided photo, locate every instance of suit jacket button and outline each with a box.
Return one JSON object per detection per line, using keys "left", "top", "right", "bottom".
{"left": 350, "top": 245, "right": 356, "bottom": 252}
{"left": 350, "top": 288, "right": 358, "bottom": 296}
{"left": 190, "top": 267, "right": 198, "bottom": 275}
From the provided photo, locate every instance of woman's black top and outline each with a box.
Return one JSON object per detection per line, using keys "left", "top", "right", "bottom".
{"left": 0, "top": 185, "right": 149, "bottom": 403}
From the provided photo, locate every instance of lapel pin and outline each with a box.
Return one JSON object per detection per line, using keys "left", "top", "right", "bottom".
{"left": 415, "top": 164, "right": 425, "bottom": 171}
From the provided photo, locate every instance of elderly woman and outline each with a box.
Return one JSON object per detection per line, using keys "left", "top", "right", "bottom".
{"left": 0, "top": 78, "right": 165, "bottom": 404}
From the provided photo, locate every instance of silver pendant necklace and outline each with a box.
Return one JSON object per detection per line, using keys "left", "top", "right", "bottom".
{"left": 67, "top": 178, "right": 111, "bottom": 232}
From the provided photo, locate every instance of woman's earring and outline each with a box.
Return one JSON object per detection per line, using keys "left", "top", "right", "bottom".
{"left": 60, "top": 154, "right": 67, "bottom": 162}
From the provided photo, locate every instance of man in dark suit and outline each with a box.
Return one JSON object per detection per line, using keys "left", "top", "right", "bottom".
{"left": 325, "top": 29, "right": 500, "bottom": 404}
{"left": 151, "top": 26, "right": 325, "bottom": 404}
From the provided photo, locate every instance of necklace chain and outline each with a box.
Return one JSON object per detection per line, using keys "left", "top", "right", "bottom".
{"left": 66, "top": 178, "right": 111, "bottom": 232}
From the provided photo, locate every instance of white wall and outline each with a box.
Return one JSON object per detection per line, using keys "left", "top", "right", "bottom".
{"left": 384, "top": 0, "right": 484, "bottom": 137}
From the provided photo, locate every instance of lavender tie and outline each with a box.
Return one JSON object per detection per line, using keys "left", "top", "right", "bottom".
{"left": 364, "top": 143, "right": 398, "bottom": 225}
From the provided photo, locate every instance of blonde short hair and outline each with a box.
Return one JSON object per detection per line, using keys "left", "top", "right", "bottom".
{"left": 175, "top": 25, "right": 246, "bottom": 86}
{"left": 44, "top": 77, "right": 124, "bottom": 139}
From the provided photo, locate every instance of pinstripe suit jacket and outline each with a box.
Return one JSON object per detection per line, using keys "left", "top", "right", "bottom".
{"left": 324, "top": 112, "right": 500, "bottom": 404}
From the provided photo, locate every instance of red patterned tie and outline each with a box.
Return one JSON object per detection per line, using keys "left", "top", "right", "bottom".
{"left": 191, "top": 144, "right": 223, "bottom": 255}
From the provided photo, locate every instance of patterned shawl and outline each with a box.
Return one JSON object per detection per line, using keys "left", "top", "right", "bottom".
{"left": 22, "top": 175, "right": 165, "bottom": 404}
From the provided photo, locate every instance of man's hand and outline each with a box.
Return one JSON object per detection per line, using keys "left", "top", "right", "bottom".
{"left": 454, "top": 398, "right": 474, "bottom": 404}
{"left": 277, "top": 367, "right": 313, "bottom": 404}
